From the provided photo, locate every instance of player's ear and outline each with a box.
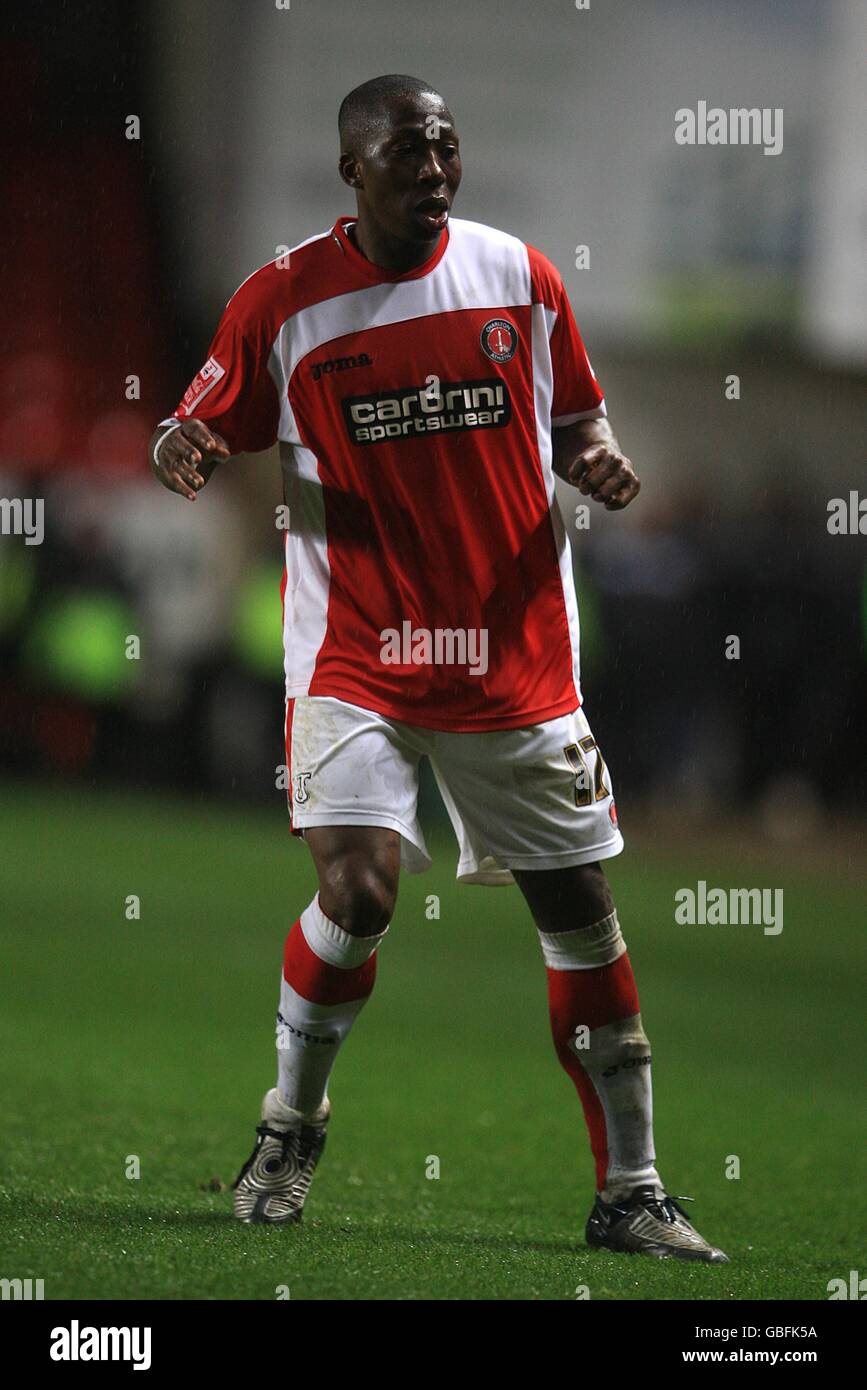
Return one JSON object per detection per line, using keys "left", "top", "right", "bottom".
{"left": 339, "top": 153, "right": 363, "bottom": 189}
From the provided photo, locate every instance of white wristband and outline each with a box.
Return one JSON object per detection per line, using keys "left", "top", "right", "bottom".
{"left": 153, "top": 418, "right": 183, "bottom": 469}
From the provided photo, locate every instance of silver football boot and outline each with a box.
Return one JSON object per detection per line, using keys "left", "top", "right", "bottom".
{"left": 586, "top": 1185, "right": 729, "bottom": 1262}
{"left": 233, "top": 1088, "right": 330, "bottom": 1225}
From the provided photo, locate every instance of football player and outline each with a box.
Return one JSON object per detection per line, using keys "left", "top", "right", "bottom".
{"left": 149, "top": 75, "right": 726, "bottom": 1263}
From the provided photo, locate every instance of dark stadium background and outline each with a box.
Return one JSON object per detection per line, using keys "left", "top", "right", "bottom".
{"left": 1, "top": 0, "right": 863, "bottom": 818}
{"left": 1, "top": 0, "right": 864, "bottom": 1306}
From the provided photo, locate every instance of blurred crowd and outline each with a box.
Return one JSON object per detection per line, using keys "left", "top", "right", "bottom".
{"left": 1, "top": 461, "right": 862, "bottom": 825}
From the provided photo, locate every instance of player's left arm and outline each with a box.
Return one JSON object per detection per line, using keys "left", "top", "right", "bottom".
{"left": 551, "top": 417, "right": 641, "bottom": 511}
{"left": 530, "top": 242, "right": 641, "bottom": 511}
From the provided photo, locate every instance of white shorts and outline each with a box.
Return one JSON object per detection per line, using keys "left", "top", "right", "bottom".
{"left": 285, "top": 696, "right": 624, "bottom": 886}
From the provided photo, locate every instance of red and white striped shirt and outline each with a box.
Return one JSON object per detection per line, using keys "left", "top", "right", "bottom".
{"left": 176, "top": 215, "right": 605, "bottom": 731}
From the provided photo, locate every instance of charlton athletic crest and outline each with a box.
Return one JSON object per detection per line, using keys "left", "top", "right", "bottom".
{"left": 480, "top": 318, "right": 518, "bottom": 363}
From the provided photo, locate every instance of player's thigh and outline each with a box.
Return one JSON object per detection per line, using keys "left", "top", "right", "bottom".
{"left": 287, "top": 694, "right": 422, "bottom": 832}
{"left": 431, "top": 704, "right": 623, "bottom": 878}
{"left": 287, "top": 696, "right": 423, "bottom": 932}
{"left": 511, "top": 861, "right": 614, "bottom": 933}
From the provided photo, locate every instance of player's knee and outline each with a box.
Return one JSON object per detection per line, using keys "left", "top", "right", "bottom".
{"left": 320, "top": 859, "right": 397, "bottom": 936}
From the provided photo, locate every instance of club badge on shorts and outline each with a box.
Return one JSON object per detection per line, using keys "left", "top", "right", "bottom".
{"left": 480, "top": 318, "right": 518, "bottom": 363}
{"left": 294, "top": 772, "right": 312, "bottom": 803}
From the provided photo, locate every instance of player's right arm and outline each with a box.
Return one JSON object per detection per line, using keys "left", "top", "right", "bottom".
{"left": 148, "top": 419, "right": 230, "bottom": 502}
{"left": 149, "top": 268, "right": 281, "bottom": 499}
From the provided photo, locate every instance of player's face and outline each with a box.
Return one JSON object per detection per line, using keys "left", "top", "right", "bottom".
{"left": 350, "top": 95, "right": 462, "bottom": 244}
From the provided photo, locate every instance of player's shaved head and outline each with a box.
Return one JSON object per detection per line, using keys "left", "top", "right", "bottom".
{"left": 337, "top": 74, "right": 461, "bottom": 269}
{"left": 338, "top": 74, "right": 448, "bottom": 155}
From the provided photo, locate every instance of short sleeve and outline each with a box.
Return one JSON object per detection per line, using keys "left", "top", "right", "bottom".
{"left": 548, "top": 279, "right": 606, "bottom": 427}
{"left": 526, "top": 244, "right": 606, "bottom": 428}
{"left": 175, "top": 305, "right": 280, "bottom": 455}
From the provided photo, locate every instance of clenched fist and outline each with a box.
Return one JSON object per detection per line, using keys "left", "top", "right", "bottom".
{"left": 552, "top": 418, "right": 641, "bottom": 511}
{"left": 149, "top": 419, "right": 231, "bottom": 501}
{"left": 570, "top": 442, "right": 640, "bottom": 510}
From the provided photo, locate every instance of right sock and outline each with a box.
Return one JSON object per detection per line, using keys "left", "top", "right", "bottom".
{"left": 276, "top": 895, "right": 386, "bottom": 1116}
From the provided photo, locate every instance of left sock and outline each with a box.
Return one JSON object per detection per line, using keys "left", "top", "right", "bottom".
{"left": 539, "top": 910, "right": 663, "bottom": 1202}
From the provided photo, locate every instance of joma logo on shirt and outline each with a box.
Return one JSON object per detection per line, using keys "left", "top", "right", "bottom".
{"left": 342, "top": 378, "right": 511, "bottom": 445}
{"left": 310, "top": 353, "right": 372, "bottom": 381}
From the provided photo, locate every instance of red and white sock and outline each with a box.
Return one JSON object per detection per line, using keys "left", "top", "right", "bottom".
{"left": 539, "top": 910, "right": 663, "bottom": 1203}
{"left": 276, "top": 896, "right": 386, "bottom": 1116}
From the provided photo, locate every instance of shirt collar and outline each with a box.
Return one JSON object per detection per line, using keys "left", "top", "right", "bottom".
{"left": 332, "top": 216, "right": 450, "bottom": 283}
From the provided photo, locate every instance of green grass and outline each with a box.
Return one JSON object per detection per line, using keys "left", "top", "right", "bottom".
{"left": 0, "top": 781, "right": 863, "bottom": 1300}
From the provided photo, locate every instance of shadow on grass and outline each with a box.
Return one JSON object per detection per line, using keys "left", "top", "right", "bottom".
{"left": 5, "top": 1191, "right": 588, "bottom": 1257}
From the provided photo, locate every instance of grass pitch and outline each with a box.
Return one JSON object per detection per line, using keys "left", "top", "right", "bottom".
{"left": 0, "top": 781, "right": 863, "bottom": 1300}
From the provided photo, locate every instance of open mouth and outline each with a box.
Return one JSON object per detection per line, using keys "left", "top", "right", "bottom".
{"left": 415, "top": 195, "right": 450, "bottom": 229}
